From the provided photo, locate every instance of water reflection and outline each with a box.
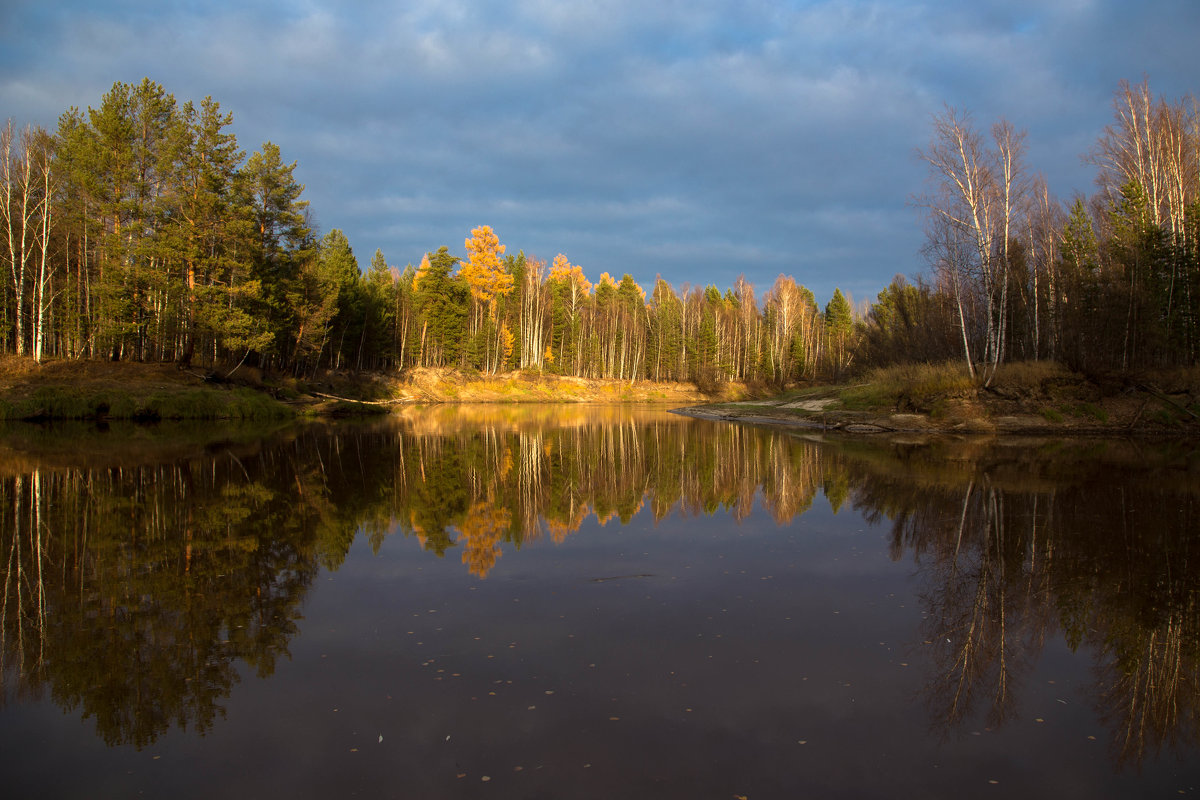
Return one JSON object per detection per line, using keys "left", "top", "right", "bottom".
{"left": 384, "top": 405, "right": 828, "bottom": 571}
{"left": 0, "top": 433, "right": 322, "bottom": 747}
{"left": 846, "top": 437, "right": 1200, "bottom": 768}
{"left": 0, "top": 409, "right": 1198, "bottom": 772}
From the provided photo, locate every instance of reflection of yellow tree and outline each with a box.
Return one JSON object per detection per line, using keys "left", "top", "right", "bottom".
{"left": 545, "top": 503, "right": 589, "bottom": 543}
{"left": 458, "top": 501, "right": 511, "bottom": 578}
{"left": 384, "top": 408, "right": 835, "bottom": 566}
{"left": 9, "top": 411, "right": 1200, "bottom": 765}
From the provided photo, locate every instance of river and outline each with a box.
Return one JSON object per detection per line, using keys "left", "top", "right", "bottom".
{"left": 1, "top": 405, "right": 1197, "bottom": 798}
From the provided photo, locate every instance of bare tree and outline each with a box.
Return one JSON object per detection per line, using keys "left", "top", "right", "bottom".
{"left": 1091, "top": 79, "right": 1199, "bottom": 241}
{"left": 1, "top": 121, "right": 30, "bottom": 356}
{"left": 519, "top": 256, "right": 547, "bottom": 369}
{"left": 919, "top": 107, "right": 1028, "bottom": 385}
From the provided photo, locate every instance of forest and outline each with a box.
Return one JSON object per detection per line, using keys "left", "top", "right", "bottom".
{"left": 1, "top": 77, "right": 1198, "bottom": 385}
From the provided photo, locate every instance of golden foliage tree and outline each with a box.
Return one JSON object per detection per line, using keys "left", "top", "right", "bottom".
{"left": 461, "top": 225, "right": 511, "bottom": 307}
{"left": 461, "top": 225, "right": 514, "bottom": 372}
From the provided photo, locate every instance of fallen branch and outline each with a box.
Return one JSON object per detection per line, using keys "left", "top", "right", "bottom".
{"left": 1138, "top": 384, "right": 1200, "bottom": 421}
{"left": 311, "top": 391, "right": 411, "bottom": 406}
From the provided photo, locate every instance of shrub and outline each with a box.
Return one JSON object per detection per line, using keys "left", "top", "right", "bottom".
{"left": 993, "top": 360, "right": 1071, "bottom": 389}
{"left": 843, "top": 361, "right": 975, "bottom": 412}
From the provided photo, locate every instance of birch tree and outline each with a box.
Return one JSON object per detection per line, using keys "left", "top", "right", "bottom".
{"left": 1091, "top": 80, "right": 1199, "bottom": 363}
{"left": 919, "top": 107, "right": 1028, "bottom": 385}
{"left": 517, "top": 254, "right": 547, "bottom": 369}
{"left": 28, "top": 128, "right": 55, "bottom": 363}
{"left": 1, "top": 121, "right": 30, "bottom": 355}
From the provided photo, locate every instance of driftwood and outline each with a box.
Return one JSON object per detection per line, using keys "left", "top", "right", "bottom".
{"left": 1126, "top": 396, "right": 1152, "bottom": 429}
{"left": 311, "top": 391, "right": 412, "bottom": 406}
{"left": 1138, "top": 383, "right": 1200, "bottom": 420}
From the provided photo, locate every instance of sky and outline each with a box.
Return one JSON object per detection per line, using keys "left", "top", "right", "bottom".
{"left": 2, "top": 0, "right": 1199, "bottom": 308}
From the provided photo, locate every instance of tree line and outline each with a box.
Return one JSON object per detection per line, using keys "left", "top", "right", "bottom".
{"left": 2, "top": 77, "right": 1197, "bottom": 384}
{"left": 0, "top": 78, "right": 855, "bottom": 384}
{"left": 890, "top": 77, "right": 1200, "bottom": 380}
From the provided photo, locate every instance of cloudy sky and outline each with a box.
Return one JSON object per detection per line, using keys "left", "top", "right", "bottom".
{"left": 2, "top": 0, "right": 1198, "bottom": 306}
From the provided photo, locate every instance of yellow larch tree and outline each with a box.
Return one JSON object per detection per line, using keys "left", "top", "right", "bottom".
{"left": 549, "top": 254, "right": 592, "bottom": 315}
{"left": 461, "top": 225, "right": 514, "bottom": 373}
{"left": 412, "top": 253, "right": 431, "bottom": 292}
{"left": 499, "top": 321, "right": 515, "bottom": 368}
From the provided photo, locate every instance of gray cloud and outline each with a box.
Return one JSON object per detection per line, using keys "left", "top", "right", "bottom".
{"left": 2, "top": 0, "right": 1198, "bottom": 305}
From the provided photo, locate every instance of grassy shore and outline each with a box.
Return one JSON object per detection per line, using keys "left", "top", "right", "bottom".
{"left": 0, "top": 356, "right": 746, "bottom": 421}
{"left": 0, "top": 357, "right": 295, "bottom": 421}
{"left": 4, "top": 356, "right": 1196, "bottom": 434}
{"left": 673, "top": 361, "right": 1200, "bottom": 436}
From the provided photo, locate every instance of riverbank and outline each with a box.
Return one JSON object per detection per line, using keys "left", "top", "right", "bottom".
{"left": 4, "top": 356, "right": 1197, "bottom": 434}
{"left": 0, "top": 356, "right": 748, "bottom": 420}
{"left": 0, "top": 357, "right": 292, "bottom": 421}
{"left": 672, "top": 362, "right": 1200, "bottom": 437}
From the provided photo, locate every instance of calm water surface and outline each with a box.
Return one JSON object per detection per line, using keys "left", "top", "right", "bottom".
{"left": 1, "top": 405, "right": 1198, "bottom": 798}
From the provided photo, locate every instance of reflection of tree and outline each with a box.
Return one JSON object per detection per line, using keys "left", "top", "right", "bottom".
{"left": 459, "top": 502, "right": 510, "bottom": 577}
{"left": 382, "top": 410, "right": 834, "bottom": 574}
{"left": 0, "top": 438, "right": 346, "bottom": 747}
{"left": 1097, "top": 601, "right": 1199, "bottom": 769}
{"left": 1061, "top": 488, "right": 1200, "bottom": 769}
{"left": 404, "top": 437, "right": 470, "bottom": 556}
{"left": 848, "top": 437, "right": 1200, "bottom": 767}
{"left": 8, "top": 410, "right": 1196, "bottom": 766}
{"left": 905, "top": 480, "right": 1044, "bottom": 730}
{"left": 1, "top": 411, "right": 842, "bottom": 745}
{"left": 378, "top": 413, "right": 1200, "bottom": 771}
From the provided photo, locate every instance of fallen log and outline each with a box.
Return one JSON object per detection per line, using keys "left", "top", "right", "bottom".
{"left": 311, "top": 391, "right": 412, "bottom": 406}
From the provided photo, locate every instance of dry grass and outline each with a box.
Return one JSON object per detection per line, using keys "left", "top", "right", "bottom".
{"left": 0, "top": 356, "right": 290, "bottom": 420}
{"left": 1145, "top": 366, "right": 1200, "bottom": 394}
{"left": 0, "top": 354, "right": 198, "bottom": 389}
{"left": 992, "top": 360, "right": 1073, "bottom": 388}
{"left": 840, "top": 361, "right": 976, "bottom": 412}
{"left": 395, "top": 367, "right": 712, "bottom": 403}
